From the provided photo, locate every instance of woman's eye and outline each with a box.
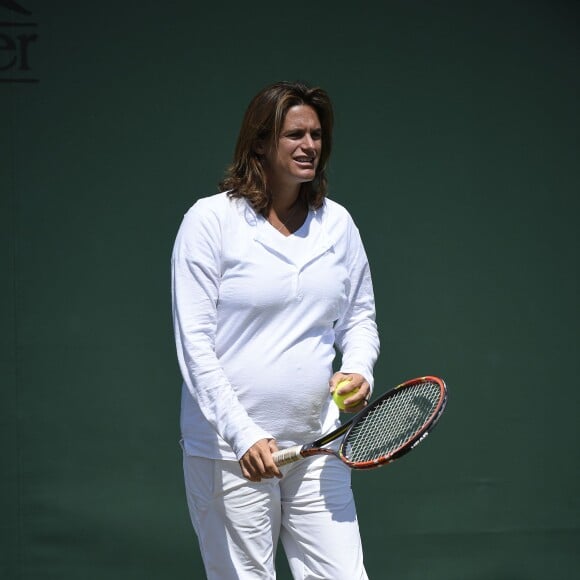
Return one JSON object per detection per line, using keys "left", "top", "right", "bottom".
{"left": 285, "top": 130, "right": 322, "bottom": 140}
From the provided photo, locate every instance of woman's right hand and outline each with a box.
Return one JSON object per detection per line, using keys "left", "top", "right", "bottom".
{"left": 239, "top": 438, "right": 283, "bottom": 482}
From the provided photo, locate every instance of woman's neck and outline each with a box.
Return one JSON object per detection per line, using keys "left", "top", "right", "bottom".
{"left": 269, "top": 182, "right": 302, "bottom": 213}
{"left": 266, "top": 187, "right": 307, "bottom": 235}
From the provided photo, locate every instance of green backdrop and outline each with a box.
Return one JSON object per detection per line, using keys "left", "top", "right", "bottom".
{"left": 2, "top": 1, "right": 579, "bottom": 578}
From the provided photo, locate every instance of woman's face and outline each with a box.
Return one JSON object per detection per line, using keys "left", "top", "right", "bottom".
{"left": 261, "top": 104, "right": 322, "bottom": 194}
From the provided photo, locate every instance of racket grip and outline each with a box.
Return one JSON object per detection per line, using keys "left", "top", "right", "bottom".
{"left": 272, "top": 445, "right": 303, "bottom": 466}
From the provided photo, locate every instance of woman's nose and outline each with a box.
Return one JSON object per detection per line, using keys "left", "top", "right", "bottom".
{"left": 302, "top": 133, "right": 315, "bottom": 150}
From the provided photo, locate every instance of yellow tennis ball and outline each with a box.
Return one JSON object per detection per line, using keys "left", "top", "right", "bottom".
{"left": 332, "top": 378, "right": 359, "bottom": 410}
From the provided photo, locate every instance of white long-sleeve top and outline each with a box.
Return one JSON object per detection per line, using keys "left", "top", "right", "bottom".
{"left": 172, "top": 192, "right": 380, "bottom": 461}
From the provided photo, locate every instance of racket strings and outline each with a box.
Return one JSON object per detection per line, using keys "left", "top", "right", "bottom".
{"left": 343, "top": 381, "right": 441, "bottom": 464}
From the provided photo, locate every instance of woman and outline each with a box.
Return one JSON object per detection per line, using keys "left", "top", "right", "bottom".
{"left": 172, "top": 81, "right": 380, "bottom": 579}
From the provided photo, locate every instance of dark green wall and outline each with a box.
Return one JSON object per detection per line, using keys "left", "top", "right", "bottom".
{"left": 2, "top": 1, "right": 578, "bottom": 578}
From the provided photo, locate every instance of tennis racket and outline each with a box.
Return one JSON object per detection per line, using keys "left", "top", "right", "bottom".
{"left": 272, "top": 376, "right": 447, "bottom": 470}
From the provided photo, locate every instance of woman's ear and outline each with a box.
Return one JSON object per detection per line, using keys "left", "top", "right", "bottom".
{"left": 254, "top": 140, "right": 266, "bottom": 155}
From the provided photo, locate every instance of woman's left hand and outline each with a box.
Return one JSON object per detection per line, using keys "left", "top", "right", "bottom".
{"left": 329, "top": 372, "right": 371, "bottom": 413}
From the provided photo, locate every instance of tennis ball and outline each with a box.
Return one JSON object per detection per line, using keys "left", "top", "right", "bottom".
{"left": 332, "top": 378, "right": 359, "bottom": 410}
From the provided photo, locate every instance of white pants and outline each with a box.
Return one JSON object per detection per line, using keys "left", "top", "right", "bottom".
{"left": 183, "top": 452, "right": 368, "bottom": 580}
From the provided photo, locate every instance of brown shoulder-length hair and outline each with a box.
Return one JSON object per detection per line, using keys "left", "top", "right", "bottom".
{"left": 219, "top": 81, "right": 334, "bottom": 214}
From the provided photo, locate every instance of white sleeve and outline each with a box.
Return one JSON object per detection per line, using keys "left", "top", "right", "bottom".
{"left": 171, "top": 202, "right": 272, "bottom": 459}
{"left": 334, "top": 218, "right": 380, "bottom": 391}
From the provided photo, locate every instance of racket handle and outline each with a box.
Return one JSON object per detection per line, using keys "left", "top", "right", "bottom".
{"left": 272, "top": 445, "right": 303, "bottom": 466}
